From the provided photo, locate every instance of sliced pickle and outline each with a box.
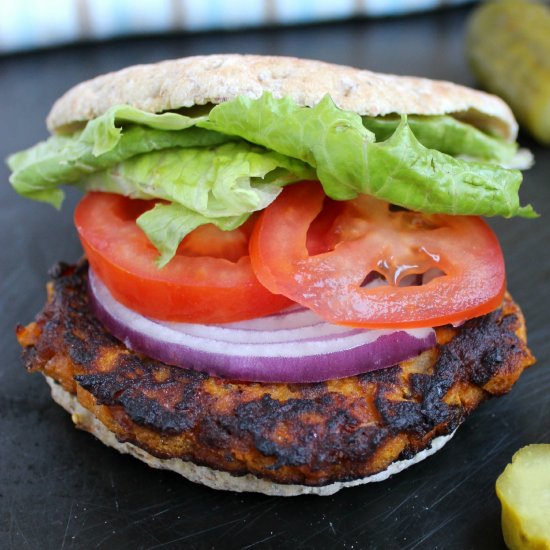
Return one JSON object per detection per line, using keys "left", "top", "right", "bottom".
{"left": 466, "top": 0, "right": 550, "bottom": 145}
{"left": 496, "top": 444, "right": 550, "bottom": 550}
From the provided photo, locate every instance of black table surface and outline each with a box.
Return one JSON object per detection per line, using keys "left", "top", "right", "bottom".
{"left": 1, "top": 6, "right": 549, "bottom": 550}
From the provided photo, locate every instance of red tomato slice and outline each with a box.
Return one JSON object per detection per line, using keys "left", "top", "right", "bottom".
{"left": 75, "top": 192, "right": 292, "bottom": 323}
{"left": 250, "top": 181, "right": 506, "bottom": 328}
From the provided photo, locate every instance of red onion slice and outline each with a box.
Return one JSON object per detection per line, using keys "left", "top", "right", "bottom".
{"left": 88, "top": 270, "right": 436, "bottom": 383}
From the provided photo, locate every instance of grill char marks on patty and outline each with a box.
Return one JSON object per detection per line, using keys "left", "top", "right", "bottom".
{"left": 17, "top": 261, "right": 534, "bottom": 487}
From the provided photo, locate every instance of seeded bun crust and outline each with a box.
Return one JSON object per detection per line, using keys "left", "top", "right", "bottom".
{"left": 46, "top": 54, "right": 517, "bottom": 139}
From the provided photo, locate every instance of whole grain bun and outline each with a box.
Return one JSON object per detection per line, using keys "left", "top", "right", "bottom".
{"left": 47, "top": 54, "right": 517, "bottom": 140}
{"left": 46, "top": 376, "right": 455, "bottom": 497}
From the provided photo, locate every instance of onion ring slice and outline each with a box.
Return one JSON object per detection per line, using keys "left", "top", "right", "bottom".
{"left": 88, "top": 269, "right": 436, "bottom": 383}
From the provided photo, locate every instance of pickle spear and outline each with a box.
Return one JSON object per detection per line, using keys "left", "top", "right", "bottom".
{"left": 496, "top": 444, "right": 550, "bottom": 550}
{"left": 466, "top": 0, "right": 550, "bottom": 144}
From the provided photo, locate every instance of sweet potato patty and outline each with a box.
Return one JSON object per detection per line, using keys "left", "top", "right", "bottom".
{"left": 17, "top": 262, "right": 534, "bottom": 486}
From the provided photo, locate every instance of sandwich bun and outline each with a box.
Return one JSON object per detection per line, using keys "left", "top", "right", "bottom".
{"left": 47, "top": 54, "right": 517, "bottom": 139}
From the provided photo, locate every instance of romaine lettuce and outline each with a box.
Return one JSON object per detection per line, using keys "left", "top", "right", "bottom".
{"left": 80, "top": 141, "right": 315, "bottom": 265}
{"left": 362, "top": 114, "right": 517, "bottom": 163}
{"left": 8, "top": 116, "right": 231, "bottom": 208}
{"left": 7, "top": 94, "right": 536, "bottom": 266}
{"left": 203, "top": 94, "right": 535, "bottom": 218}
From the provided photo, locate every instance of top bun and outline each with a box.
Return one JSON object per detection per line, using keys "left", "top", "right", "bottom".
{"left": 47, "top": 54, "right": 517, "bottom": 140}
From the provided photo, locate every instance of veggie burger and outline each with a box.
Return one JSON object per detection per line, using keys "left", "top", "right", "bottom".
{"left": 11, "top": 55, "right": 535, "bottom": 496}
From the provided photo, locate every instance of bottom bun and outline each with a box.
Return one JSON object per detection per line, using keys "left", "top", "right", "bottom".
{"left": 46, "top": 376, "right": 455, "bottom": 497}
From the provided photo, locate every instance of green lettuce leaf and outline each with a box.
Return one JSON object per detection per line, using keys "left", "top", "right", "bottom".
{"left": 362, "top": 118, "right": 535, "bottom": 217}
{"left": 82, "top": 141, "right": 315, "bottom": 265}
{"left": 8, "top": 105, "right": 230, "bottom": 208}
{"left": 362, "top": 114, "right": 518, "bottom": 164}
{"left": 202, "top": 94, "right": 535, "bottom": 217}
{"left": 74, "top": 104, "right": 211, "bottom": 156}
{"left": 7, "top": 95, "right": 536, "bottom": 268}
{"left": 200, "top": 94, "right": 376, "bottom": 200}
{"left": 136, "top": 205, "right": 247, "bottom": 268}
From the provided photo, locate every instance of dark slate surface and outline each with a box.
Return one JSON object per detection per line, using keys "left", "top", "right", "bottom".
{"left": 1, "top": 6, "right": 548, "bottom": 549}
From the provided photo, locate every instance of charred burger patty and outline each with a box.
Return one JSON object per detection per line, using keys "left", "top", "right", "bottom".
{"left": 17, "top": 262, "right": 534, "bottom": 495}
